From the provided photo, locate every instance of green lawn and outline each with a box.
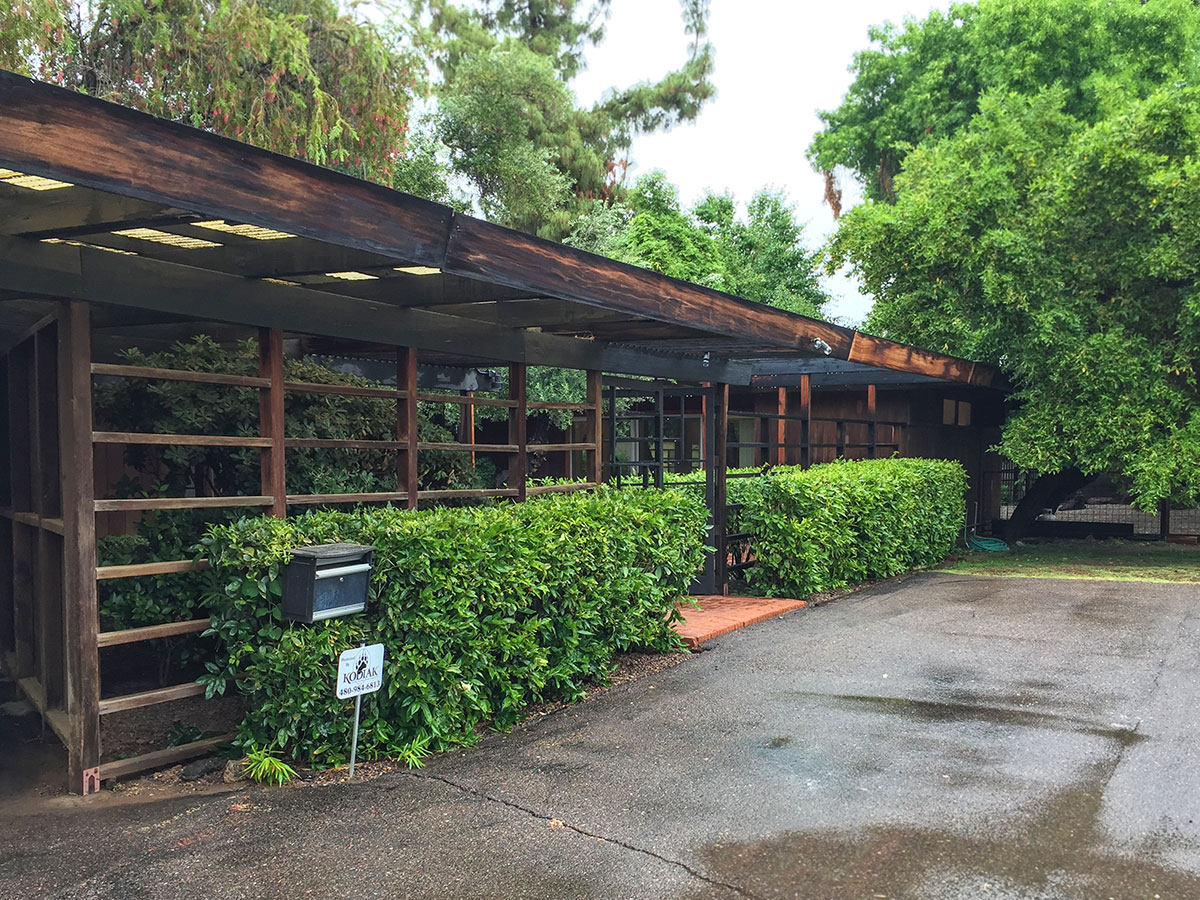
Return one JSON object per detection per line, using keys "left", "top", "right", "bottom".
{"left": 936, "top": 539, "right": 1200, "bottom": 584}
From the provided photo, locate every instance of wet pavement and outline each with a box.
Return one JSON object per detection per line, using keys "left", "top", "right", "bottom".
{"left": 2, "top": 572, "right": 1199, "bottom": 899}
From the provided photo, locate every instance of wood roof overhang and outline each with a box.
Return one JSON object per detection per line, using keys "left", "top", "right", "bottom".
{"left": 0, "top": 70, "right": 1001, "bottom": 389}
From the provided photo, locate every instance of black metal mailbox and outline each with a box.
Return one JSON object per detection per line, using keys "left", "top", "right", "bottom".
{"left": 281, "top": 543, "right": 375, "bottom": 623}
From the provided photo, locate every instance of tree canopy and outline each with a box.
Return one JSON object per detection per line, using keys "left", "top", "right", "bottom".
{"left": 568, "top": 172, "right": 829, "bottom": 319}
{"left": 822, "top": 1, "right": 1200, "bottom": 512}
{"left": 2, "top": 0, "right": 424, "bottom": 184}
{"left": 425, "top": 0, "right": 715, "bottom": 236}
{"left": 809, "top": 0, "right": 1200, "bottom": 202}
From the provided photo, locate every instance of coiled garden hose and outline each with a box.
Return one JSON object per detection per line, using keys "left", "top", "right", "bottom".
{"left": 964, "top": 502, "right": 1010, "bottom": 552}
{"left": 966, "top": 531, "right": 1010, "bottom": 553}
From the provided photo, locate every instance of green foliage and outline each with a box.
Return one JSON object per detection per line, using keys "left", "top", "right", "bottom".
{"left": 198, "top": 487, "right": 709, "bottom": 765}
{"left": 809, "top": 0, "right": 1200, "bottom": 201}
{"left": 818, "top": 0, "right": 1200, "bottom": 510}
{"left": 566, "top": 172, "right": 830, "bottom": 317}
{"left": 94, "top": 336, "right": 475, "bottom": 501}
{"left": 243, "top": 746, "right": 298, "bottom": 786}
{"left": 707, "top": 459, "right": 966, "bottom": 598}
{"left": 425, "top": 0, "right": 715, "bottom": 237}
{"left": 8, "top": 0, "right": 422, "bottom": 183}
{"left": 829, "top": 85, "right": 1200, "bottom": 509}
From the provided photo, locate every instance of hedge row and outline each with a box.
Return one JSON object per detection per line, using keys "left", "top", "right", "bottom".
{"left": 198, "top": 487, "right": 709, "bottom": 765}
{"left": 740, "top": 458, "right": 966, "bottom": 596}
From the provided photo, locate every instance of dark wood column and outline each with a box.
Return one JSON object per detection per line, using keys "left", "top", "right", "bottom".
{"left": 397, "top": 348, "right": 419, "bottom": 509}
{"left": 799, "top": 374, "right": 811, "bottom": 469}
{"left": 58, "top": 300, "right": 100, "bottom": 795}
{"left": 257, "top": 328, "right": 286, "bottom": 517}
{"left": 773, "top": 387, "right": 787, "bottom": 467}
{"left": 508, "top": 364, "right": 528, "bottom": 501}
{"left": 867, "top": 384, "right": 878, "bottom": 459}
{"left": 712, "top": 383, "right": 729, "bottom": 594}
{"left": 586, "top": 370, "right": 603, "bottom": 485}
{"left": 460, "top": 391, "right": 475, "bottom": 468}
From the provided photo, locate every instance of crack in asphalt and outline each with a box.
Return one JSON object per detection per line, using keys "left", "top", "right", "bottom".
{"left": 393, "top": 770, "right": 763, "bottom": 900}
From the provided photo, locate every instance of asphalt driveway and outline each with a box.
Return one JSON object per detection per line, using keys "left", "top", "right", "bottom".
{"left": 2, "top": 572, "right": 1199, "bottom": 899}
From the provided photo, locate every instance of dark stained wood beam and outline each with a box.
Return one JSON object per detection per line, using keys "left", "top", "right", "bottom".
{"left": 0, "top": 71, "right": 451, "bottom": 267}
{"left": 0, "top": 183, "right": 185, "bottom": 237}
{"left": 0, "top": 72, "right": 1000, "bottom": 388}
{"left": 443, "top": 215, "right": 857, "bottom": 356}
{"left": 0, "top": 236, "right": 752, "bottom": 383}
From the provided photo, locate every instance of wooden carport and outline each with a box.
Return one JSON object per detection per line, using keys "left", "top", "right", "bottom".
{"left": 0, "top": 70, "right": 999, "bottom": 793}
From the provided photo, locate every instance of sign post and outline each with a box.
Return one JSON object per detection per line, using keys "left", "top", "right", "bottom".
{"left": 336, "top": 643, "right": 385, "bottom": 777}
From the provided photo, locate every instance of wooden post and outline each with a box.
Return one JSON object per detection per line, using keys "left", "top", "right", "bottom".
{"left": 58, "top": 300, "right": 100, "bottom": 795}
{"left": 36, "top": 325, "right": 66, "bottom": 709}
{"left": 9, "top": 341, "right": 34, "bottom": 679}
{"left": 508, "top": 364, "right": 528, "bottom": 501}
{"left": 774, "top": 387, "right": 787, "bottom": 467}
{"left": 0, "top": 355, "right": 11, "bottom": 662}
{"left": 712, "top": 383, "right": 729, "bottom": 594}
{"left": 1160, "top": 499, "right": 1171, "bottom": 541}
{"left": 397, "top": 348, "right": 418, "bottom": 509}
{"left": 867, "top": 384, "right": 877, "bottom": 459}
{"left": 459, "top": 391, "right": 475, "bottom": 468}
{"left": 700, "top": 384, "right": 709, "bottom": 471}
{"left": 257, "top": 328, "right": 286, "bottom": 517}
{"left": 586, "top": 370, "right": 603, "bottom": 485}
{"left": 799, "top": 374, "right": 811, "bottom": 469}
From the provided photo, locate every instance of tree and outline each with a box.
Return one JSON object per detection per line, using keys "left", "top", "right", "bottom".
{"left": 827, "top": 86, "right": 1200, "bottom": 533}
{"left": 424, "top": 0, "right": 716, "bottom": 236}
{"left": 1, "top": 0, "right": 423, "bottom": 184}
{"left": 567, "top": 172, "right": 829, "bottom": 318}
{"left": 696, "top": 189, "right": 827, "bottom": 318}
{"left": 809, "top": 0, "right": 1200, "bottom": 202}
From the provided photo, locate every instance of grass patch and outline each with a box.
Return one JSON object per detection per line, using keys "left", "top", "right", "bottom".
{"left": 937, "top": 539, "right": 1200, "bottom": 584}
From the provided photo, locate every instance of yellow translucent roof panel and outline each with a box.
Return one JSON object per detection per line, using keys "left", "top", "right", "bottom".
{"left": 0, "top": 168, "right": 73, "bottom": 190}
{"left": 41, "top": 238, "right": 137, "bottom": 256}
{"left": 111, "top": 227, "right": 222, "bottom": 249}
{"left": 394, "top": 266, "right": 441, "bottom": 276}
{"left": 324, "top": 271, "right": 378, "bottom": 281}
{"left": 192, "top": 219, "right": 296, "bottom": 240}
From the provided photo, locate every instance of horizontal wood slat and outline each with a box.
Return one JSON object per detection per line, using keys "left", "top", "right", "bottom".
{"left": 526, "top": 482, "right": 596, "bottom": 496}
{"left": 94, "top": 496, "right": 274, "bottom": 512}
{"left": 97, "top": 559, "right": 210, "bottom": 580}
{"left": 285, "top": 491, "right": 410, "bottom": 505}
{"left": 3, "top": 511, "right": 65, "bottom": 534}
{"left": 416, "top": 392, "right": 517, "bottom": 408}
{"left": 526, "top": 401, "right": 594, "bottom": 411}
{"left": 91, "top": 363, "right": 270, "bottom": 388}
{"left": 418, "top": 441, "right": 519, "bottom": 453}
{"left": 282, "top": 380, "right": 405, "bottom": 400}
{"left": 97, "top": 618, "right": 212, "bottom": 648}
{"left": 98, "top": 733, "right": 237, "bottom": 782}
{"left": 98, "top": 682, "right": 206, "bottom": 715}
{"left": 527, "top": 443, "right": 596, "bottom": 452}
{"left": 93, "top": 431, "right": 272, "bottom": 448}
{"left": 416, "top": 489, "right": 520, "bottom": 500}
{"left": 285, "top": 438, "right": 404, "bottom": 450}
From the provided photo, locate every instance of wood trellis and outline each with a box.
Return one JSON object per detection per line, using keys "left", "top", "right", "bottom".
{"left": 0, "top": 307, "right": 604, "bottom": 792}
{"left": 0, "top": 69, "right": 1003, "bottom": 795}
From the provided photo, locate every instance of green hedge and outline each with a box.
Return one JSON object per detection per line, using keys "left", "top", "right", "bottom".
{"left": 742, "top": 458, "right": 966, "bottom": 597}
{"left": 198, "top": 487, "right": 709, "bottom": 765}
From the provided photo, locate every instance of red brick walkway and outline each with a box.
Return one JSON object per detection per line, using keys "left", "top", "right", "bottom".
{"left": 672, "top": 595, "right": 807, "bottom": 648}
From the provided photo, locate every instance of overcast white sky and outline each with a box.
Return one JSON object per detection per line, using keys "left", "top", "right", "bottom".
{"left": 571, "top": 0, "right": 950, "bottom": 324}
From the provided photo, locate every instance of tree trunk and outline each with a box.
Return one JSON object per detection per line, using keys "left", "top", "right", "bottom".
{"left": 1001, "top": 468, "right": 1094, "bottom": 544}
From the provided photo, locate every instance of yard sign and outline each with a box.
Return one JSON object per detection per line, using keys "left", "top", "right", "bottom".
{"left": 336, "top": 643, "right": 385, "bottom": 777}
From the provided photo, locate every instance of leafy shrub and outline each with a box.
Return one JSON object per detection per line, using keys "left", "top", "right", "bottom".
{"left": 742, "top": 458, "right": 966, "bottom": 597}
{"left": 198, "top": 487, "right": 709, "bottom": 766}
